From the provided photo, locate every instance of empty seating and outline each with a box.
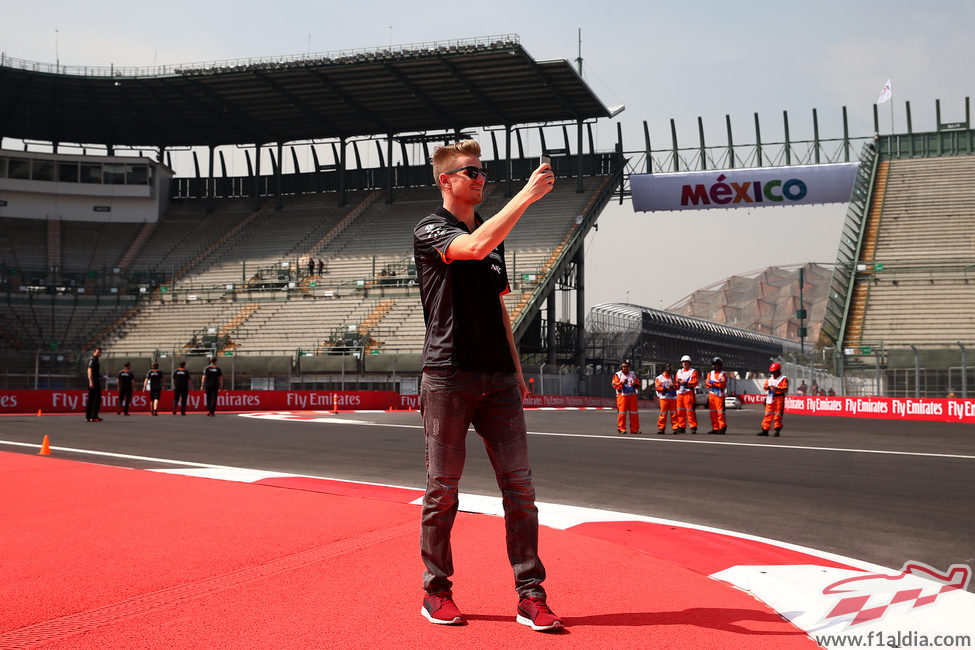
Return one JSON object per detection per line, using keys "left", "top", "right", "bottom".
{"left": 5, "top": 172, "right": 613, "bottom": 358}
{"left": 855, "top": 155, "right": 975, "bottom": 347}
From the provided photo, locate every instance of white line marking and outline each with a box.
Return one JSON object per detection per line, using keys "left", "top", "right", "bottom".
{"left": 6, "top": 421, "right": 975, "bottom": 463}
{"left": 249, "top": 412, "right": 975, "bottom": 461}
{"left": 0, "top": 440, "right": 233, "bottom": 468}
{"left": 526, "top": 431, "right": 975, "bottom": 460}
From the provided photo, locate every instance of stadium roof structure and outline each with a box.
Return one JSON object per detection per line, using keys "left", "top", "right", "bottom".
{"left": 588, "top": 302, "right": 789, "bottom": 351}
{"left": 667, "top": 263, "right": 830, "bottom": 343}
{"left": 0, "top": 35, "right": 613, "bottom": 149}
{"left": 586, "top": 302, "right": 798, "bottom": 372}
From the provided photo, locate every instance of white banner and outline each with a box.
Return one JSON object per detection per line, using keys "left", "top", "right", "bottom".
{"left": 631, "top": 163, "right": 859, "bottom": 212}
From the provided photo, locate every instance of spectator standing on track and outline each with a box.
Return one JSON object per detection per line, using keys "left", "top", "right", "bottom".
{"left": 85, "top": 347, "right": 103, "bottom": 422}
{"left": 705, "top": 357, "right": 728, "bottom": 434}
{"left": 172, "top": 361, "right": 191, "bottom": 416}
{"left": 655, "top": 365, "right": 678, "bottom": 434}
{"left": 202, "top": 357, "right": 223, "bottom": 417}
{"left": 412, "top": 140, "right": 561, "bottom": 631}
{"left": 612, "top": 359, "right": 641, "bottom": 434}
{"left": 117, "top": 362, "right": 135, "bottom": 416}
{"left": 757, "top": 362, "right": 789, "bottom": 437}
{"left": 144, "top": 362, "right": 164, "bottom": 416}
{"left": 675, "top": 355, "right": 700, "bottom": 433}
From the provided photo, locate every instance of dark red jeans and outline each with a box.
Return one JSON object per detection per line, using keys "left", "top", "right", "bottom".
{"left": 420, "top": 367, "right": 546, "bottom": 599}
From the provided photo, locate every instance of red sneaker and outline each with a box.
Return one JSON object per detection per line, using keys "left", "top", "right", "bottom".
{"left": 516, "top": 596, "right": 562, "bottom": 631}
{"left": 422, "top": 592, "right": 462, "bottom": 625}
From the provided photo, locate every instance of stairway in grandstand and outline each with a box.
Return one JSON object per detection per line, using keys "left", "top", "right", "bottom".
{"left": 844, "top": 155, "right": 975, "bottom": 347}
{"left": 842, "top": 160, "right": 890, "bottom": 349}
{"left": 224, "top": 178, "right": 608, "bottom": 356}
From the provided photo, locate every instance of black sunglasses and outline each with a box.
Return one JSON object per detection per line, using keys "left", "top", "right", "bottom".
{"left": 444, "top": 165, "right": 489, "bottom": 180}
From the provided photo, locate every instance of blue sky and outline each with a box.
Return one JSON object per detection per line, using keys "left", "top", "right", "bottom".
{"left": 3, "top": 0, "right": 972, "bottom": 310}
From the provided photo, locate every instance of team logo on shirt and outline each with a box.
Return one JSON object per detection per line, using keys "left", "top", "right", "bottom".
{"left": 424, "top": 224, "right": 446, "bottom": 240}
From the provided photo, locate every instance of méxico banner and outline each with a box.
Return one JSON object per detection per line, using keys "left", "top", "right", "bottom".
{"left": 630, "top": 163, "right": 859, "bottom": 212}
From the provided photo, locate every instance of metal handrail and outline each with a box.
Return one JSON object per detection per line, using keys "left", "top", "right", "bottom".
{"left": 821, "top": 138, "right": 879, "bottom": 345}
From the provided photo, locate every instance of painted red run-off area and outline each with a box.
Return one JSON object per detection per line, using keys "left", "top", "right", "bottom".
{"left": 0, "top": 452, "right": 820, "bottom": 648}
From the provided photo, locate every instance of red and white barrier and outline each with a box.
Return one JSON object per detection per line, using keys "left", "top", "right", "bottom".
{"left": 741, "top": 394, "right": 975, "bottom": 424}
{"left": 0, "top": 389, "right": 618, "bottom": 415}
{"left": 6, "top": 389, "right": 972, "bottom": 422}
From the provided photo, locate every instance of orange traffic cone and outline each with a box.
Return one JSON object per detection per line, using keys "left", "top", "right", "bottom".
{"left": 332, "top": 394, "right": 339, "bottom": 414}
{"left": 37, "top": 409, "right": 42, "bottom": 417}
{"left": 38, "top": 435, "right": 51, "bottom": 456}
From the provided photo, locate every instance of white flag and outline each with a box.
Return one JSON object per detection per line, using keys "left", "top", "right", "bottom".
{"left": 877, "top": 78, "right": 892, "bottom": 104}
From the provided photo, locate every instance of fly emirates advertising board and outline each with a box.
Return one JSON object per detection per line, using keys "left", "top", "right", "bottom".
{"left": 630, "top": 163, "right": 859, "bottom": 212}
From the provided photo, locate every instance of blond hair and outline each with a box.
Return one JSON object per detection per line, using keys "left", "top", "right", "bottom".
{"left": 431, "top": 140, "right": 481, "bottom": 187}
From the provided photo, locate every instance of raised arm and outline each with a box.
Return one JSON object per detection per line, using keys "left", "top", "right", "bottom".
{"left": 445, "top": 164, "right": 554, "bottom": 260}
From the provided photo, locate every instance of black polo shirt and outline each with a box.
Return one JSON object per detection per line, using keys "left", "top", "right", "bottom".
{"left": 146, "top": 369, "right": 163, "bottom": 391}
{"left": 87, "top": 356, "right": 101, "bottom": 388}
{"left": 203, "top": 365, "right": 222, "bottom": 389}
{"left": 173, "top": 368, "right": 191, "bottom": 391}
{"left": 413, "top": 206, "right": 514, "bottom": 373}
{"left": 117, "top": 370, "right": 135, "bottom": 392}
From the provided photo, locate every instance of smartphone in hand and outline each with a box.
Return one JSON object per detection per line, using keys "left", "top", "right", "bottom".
{"left": 540, "top": 154, "right": 551, "bottom": 166}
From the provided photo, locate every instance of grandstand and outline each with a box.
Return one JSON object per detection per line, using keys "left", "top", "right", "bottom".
{"left": 821, "top": 132, "right": 975, "bottom": 397}
{"left": 0, "top": 36, "right": 623, "bottom": 390}
{"left": 97, "top": 176, "right": 612, "bottom": 358}
{"left": 0, "top": 170, "right": 616, "bottom": 390}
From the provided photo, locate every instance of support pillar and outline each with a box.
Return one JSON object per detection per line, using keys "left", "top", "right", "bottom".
{"left": 505, "top": 126, "right": 513, "bottom": 198}
{"left": 959, "top": 342, "right": 967, "bottom": 399}
{"left": 275, "top": 142, "right": 283, "bottom": 210}
{"left": 670, "top": 119, "right": 679, "bottom": 172}
{"left": 783, "top": 110, "right": 791, "bottom": 166}
{"left": 339, "top": 137, "right": 347, "bottom": 207}
{"left": 207, "top": 145, "right": 215, "bottom": 214}
{"left": 726, "top": 115, "right": 734, "bottom": 168}
{"left": 813, "top": 108, "right": 821, "bottom": 164}
{"left": 386, "top": 134, "right": 394, "bottom": 205}
{"left": 574, "top": 250, "right": 586, "bottom": 393}
{"left": 698, "top": 116, "right": 706, "bottom": 170}
{"left": 911, "top": 344, "right": 920, "bottom": 398}
{"left": 576, "top": 119, "right": 584, "bottom": 193}
{"left": 842, "top": 106, "right": 850, "bottom": 162}
{"left": 253, "top": 144, "right": 262, "bottom": 211}
{"left": 643, "top": 120, "right": 652, "bottom": 173}
{"left": 754, "top": 113, "right": 763, "bottom": 167}
{"left": 547, "top": 292, "right": 557, "bottom": 365}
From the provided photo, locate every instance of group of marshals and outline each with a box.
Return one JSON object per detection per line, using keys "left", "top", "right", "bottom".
{"left": 84, "top": 348, "right": 224, "bottom": 420}
{"left": 613, "top": 357, "right": 789, "bottom": 436}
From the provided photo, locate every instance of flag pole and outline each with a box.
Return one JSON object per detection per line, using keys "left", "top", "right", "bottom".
{"left": 889, "top": 75, "right": 895, "bottom": 134}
